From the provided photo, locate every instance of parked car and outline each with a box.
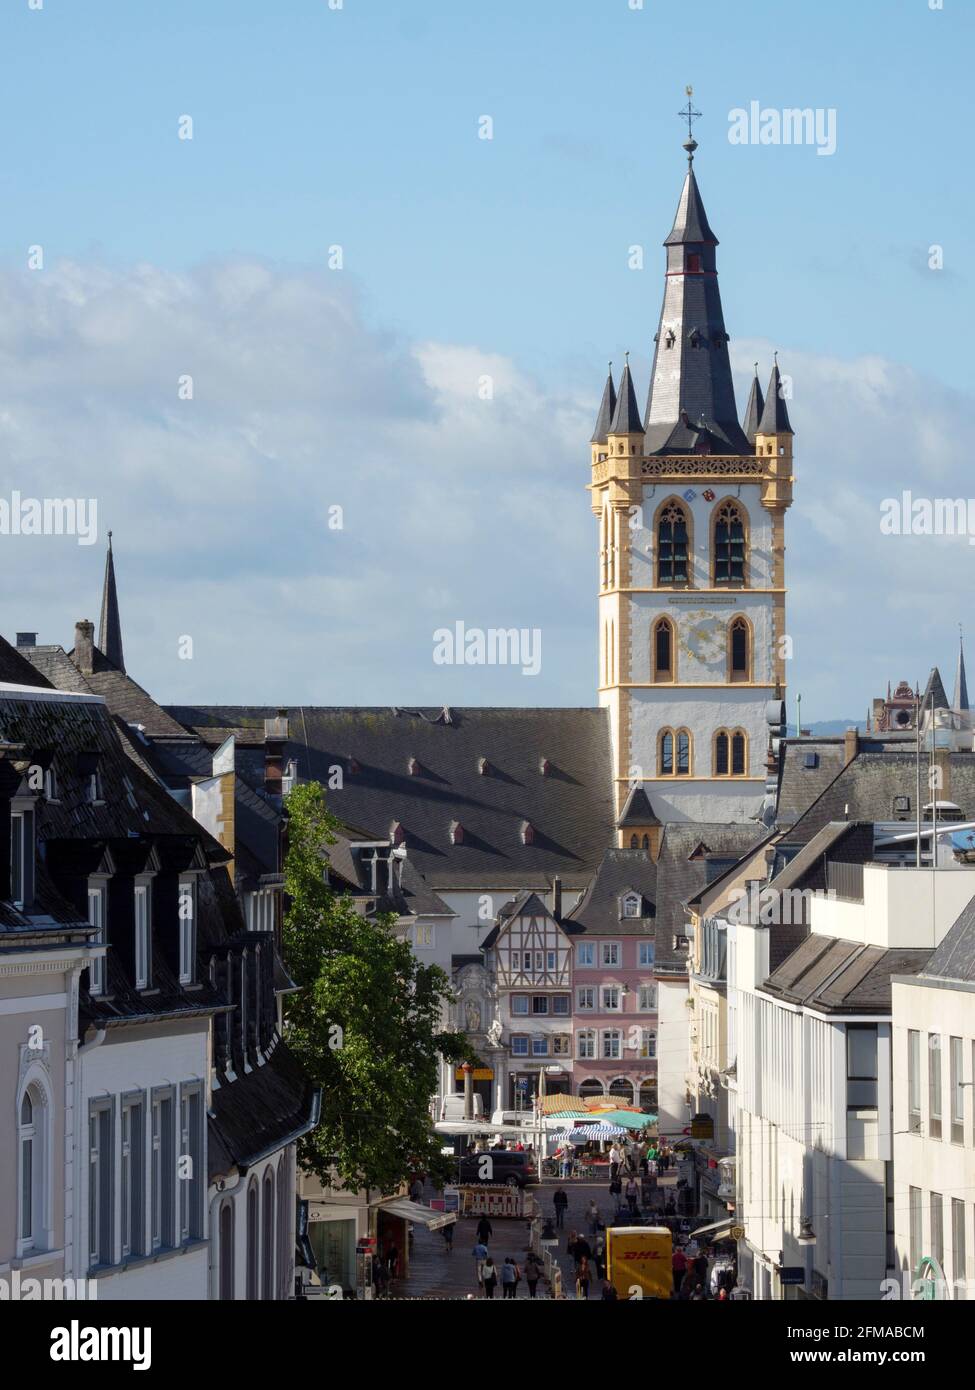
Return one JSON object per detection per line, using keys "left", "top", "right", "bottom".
{"left": 456, "top": 1149, "right": 537, "bottom": 1188}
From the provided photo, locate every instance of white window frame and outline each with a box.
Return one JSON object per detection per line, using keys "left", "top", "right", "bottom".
{"left": 577, "top": 1029, "right": 596, "bottom": 1060}
{"left": 576, "top": 942, "right": 595, "bottom": 967}
{"left": 511, "top": 1035, "right": 529, "bottom": 1057}
{"left": 88, "top": 1098, "right": 114, "bottom": 1269}
{"left": 414, "top": 922, "right": 433, "bottom": 948}
{"left": 531, "top": 1036, "right": 549, "bottom": 1057}
{"left": 638, "top": 941, "right": 655, "bottom": 968}
{"left": 151, "top": 1087, "right": 176, "bottom": 1252}
{"left": 601, "top": 941, "right": 621, "bottom": 968}
{"left": 179, "top": 1084, "right": 204, "bottom": 1243}
{"left": 601, "top": 985, "right": 621, "bottom": 1012}
{"left": 511, "top": 994, "right": 529, "bottom": 1016}
{"left": 639, "top": 983, "right": 657, "bottom": 1011}
{"left": 621, "top": 894, "right": 641, "bottom": 920}
{"left": 10, "top": 810, "right": 26, "bottom": 907}
{"left": 577, "top": 987, "right": 595, "bottom": 1012}
{"left": 602, "top": 1029, "right": 622, "bottom": 1060}
{"left": 640, "top": 1029, "right": 657, "bottom": 1059}
{"left": 88, "top": 884, "right": 106, "bottom": 996}
{"left": 178, "top": 880, "right": 197, "bottom": 985}
{"left": 134, "top": 883, "right": 151, "bottom": 990}
{"left": 120, "top": 1092, "right": 145, "bottom": 1260}
{"left": 546, "top": 950, "right": 556, "bottom": 971}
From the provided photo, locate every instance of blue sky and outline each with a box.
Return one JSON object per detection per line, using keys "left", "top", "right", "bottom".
{"left": 0, "top": 0, "right": 972, "bottom": 716}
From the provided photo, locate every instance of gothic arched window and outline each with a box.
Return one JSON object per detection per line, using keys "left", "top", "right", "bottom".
{"left": 659, "top": 730, "right": 673, "bottom": 776}
{"left": 713, "top": 500, "right": 746, "bottom": 585}
{"left": 729, "top": 617, "right": 751, "bottom": 683}
{"left": 656, "top": 501, "right": 689, "bottom": 585}
{"left": 652, "top": 616, "right": 675, "bottom": 682}
{"left": 714, "top": 728, "right": 748, "bottom": 777}
{"left": 658, "top": 728, "right": 692, "bottom": 777}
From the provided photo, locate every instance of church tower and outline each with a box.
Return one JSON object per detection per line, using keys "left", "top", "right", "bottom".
{"left": 590, "top": 114, "right": 794, "bottom": 826}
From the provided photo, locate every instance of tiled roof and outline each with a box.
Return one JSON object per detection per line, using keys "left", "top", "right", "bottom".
{"left": 761, "top": 934, "right": 930, "bottom": 1014}
{"left": 565, "top": 848, "right": 656, "bottom": 935}
{"left": 165, "top": 705, "right": 616, "bottom": 890}
{"left": 0, "top": 634, "right": 53, "bottom": 688}
{"left": 921, "top": 893, "right": 975, "bottom": 983}
{"left": 653, "top": 821, "right": 764, "bottom": 973}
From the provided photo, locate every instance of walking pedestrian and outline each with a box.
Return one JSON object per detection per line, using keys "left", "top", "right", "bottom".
{"left": 624, "top": 1176, "right": 640, "bottom": 1216}
{"left": 524, "top": 1251, "right": 542, "bottom": 1298}
{"left": 609, "top": 1143, "right": 622, "bottom": 1181}
{"left": 585, "top": 1199, "right": 600, "bottom": 1235}
{"left": 594, "top": 1231, "right": 606, "bottom": 1280}
{"left": 441, "top": 1222, "right": 454, "bottom": 1253}
{"left": 553, "top": 1188, "right": 569, "bottom": 1229}
{"left": 385, "top": 1243, "right": 399, "bottom": 1280}
{"left": 560, "top": 1142, "right": 575, "bottom": 1179}
{"left": 472, "top": 1239, "right": 488, "bottom": 1289}
{"left": 476, "top": 1215, "right": 493, "bottom": 1247}
{"left": 672, "top": 1245, "right": 687, "bottom": 1295}
{"left": 501, "top": 1257, "right": 518, "bottom": 1299}
{"left": 409, "top": 1175, "right": 424, "bottom": 1203}
{"left": 576, "top": 1254, "right": 591, "bottom": 1299}
{"left": 600, "top": 1279, "right": 618, "bottom": 1300}
{"left": 481, "top": 1256, "right": 498, "bottom": 1299}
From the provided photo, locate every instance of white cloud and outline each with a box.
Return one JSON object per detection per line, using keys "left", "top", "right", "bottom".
{"left": 0, "top": 260, "right": 972, "bottom": 715}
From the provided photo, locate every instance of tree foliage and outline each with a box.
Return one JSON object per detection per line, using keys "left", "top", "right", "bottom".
{"left": 282, "top": 781, "right": 470, "bottom": 1194}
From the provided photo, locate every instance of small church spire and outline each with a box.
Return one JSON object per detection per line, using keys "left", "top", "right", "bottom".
{"left": 99, "top": 531, "right": 125, "bottom": 672}
{"left": 743, "top": 362, "right": 765, "bottom": 445}
{"left": 609, "top": 353, "right": 643, "bottom": 435}
{"left": 757, "top": 355, "right": 794, "bottom": 436}
{"left": 955, "top": 625, "right": 969, "bottom": 712}
{"left": 590, "top": 362, "right": 617, "bottom": 444}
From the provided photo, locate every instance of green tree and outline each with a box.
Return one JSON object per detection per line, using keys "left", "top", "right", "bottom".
{"left": 282, "top": 781, "right": 470, "bottom": 1194}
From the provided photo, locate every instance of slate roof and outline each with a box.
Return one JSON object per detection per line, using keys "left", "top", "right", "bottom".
{"left": 653, "top": 821, "right": 764, "bottom": 974}
{"left": 922, "top": 666, "right": 950, "bottom": 712}
{"left": 564, "top": 847, "right": 656, "bottom": 935}
{"left": 0, "top": 634, "right": 52, "bottom": 688}
{"left": 609, "top": 360, "right": 643, "bottom": 435}
{"left": 742, "top": 369, "right": 765, "bottom": 445}
{"left": 761, "top": 934, "right": 930, "bottom": 1014}
{"left": 921, "top": 893, "right": 975, "bottom": 982}
{"left": 208, "top": 1038, "right": 318, "bottom": 1179}
{"left": 165, "top": 705, "right": 616, "bottom": 890}
{"left": 644, "top": 164, "right": 750, "bottom": 456}
{"left": 774, "top": 737, "right": 851, "bottom": 828}
{"left": 22, "top": 640, "right": 192, "bottom": 739}
{"left": 783, "top": 751, "right": 975, "bottom": 847}
{"left": 756, "top": 361, "right": 793, "bottom": 435}
{"left": 617, "top": 784, "right": 660, "bottom": 828}
{"left": 591, "top": 368, "right": 617, "bottom": 444}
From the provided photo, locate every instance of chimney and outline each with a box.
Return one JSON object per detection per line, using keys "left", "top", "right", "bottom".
{"left": 74, "top": 620, "right": 95, "bottom": 675}
{"left": 552, "top": 876, "right": 562, "bottom": 920}
{"left": 263, "top": 709, "right": 289, "bottom": 798}
{"left": 15, "top": 633, "right": 36, "bottom": 648}
{"left": 844, "top": 726, "right": 859, "bottom": 766}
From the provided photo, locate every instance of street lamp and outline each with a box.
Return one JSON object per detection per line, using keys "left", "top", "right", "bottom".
{"left": 797, "top": 1216, "right": 816, "bottom": 1246}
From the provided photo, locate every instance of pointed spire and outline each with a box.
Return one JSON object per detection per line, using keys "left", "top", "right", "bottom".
{"left": 742, "top": 363, "right": 765, "bottom": 445}
{"left": 591, "top": 362, "right": 617, "bottom": 443}
{"left": 757, "top": 355, "right": 794, "bottom": 435}
{"left": 609, "top": 353, "right": 643, "bottom": 435}
{"left": 99, "top": 531, "right": 125, "bottom": 672}
{"left": 923, "top": 666, "right": 949, "bottom": 712}
{"left": 955, "top": 627, "right": 969, "bottom": 712}
{"left": 644, "top": 138, "right": 749, "bottom": 456}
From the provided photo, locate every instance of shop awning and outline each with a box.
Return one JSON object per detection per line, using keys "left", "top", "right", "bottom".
{"left": 587, "top": 1110, "right": 657, "bottom": 1131}
{"left": 691, "top": 1217, "right": 735, "bottom": 1242}
{"left": 380, "top": 1198, "right": 456, "bottom": 1230}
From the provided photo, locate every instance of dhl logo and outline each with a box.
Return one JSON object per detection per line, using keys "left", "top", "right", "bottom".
{"left": 621, "top": 1250, "right": 666, "bottom": 1260}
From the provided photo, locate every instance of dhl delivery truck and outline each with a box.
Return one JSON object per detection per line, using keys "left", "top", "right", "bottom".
{"left": 606, "top": 1226, "right": 673, "bottom": 1299}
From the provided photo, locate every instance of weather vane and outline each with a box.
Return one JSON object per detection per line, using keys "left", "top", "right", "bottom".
{"left": 679, "top": 85, "right": 701, "bottom": 163}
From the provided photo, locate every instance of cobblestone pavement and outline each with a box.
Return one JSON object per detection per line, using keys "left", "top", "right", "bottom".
{"left": 392, "top": 1169, "right": 679, "bottom": 1300}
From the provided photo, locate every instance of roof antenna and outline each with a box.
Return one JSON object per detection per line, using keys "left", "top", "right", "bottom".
{"left": 679, "top": 85, "right": 701, "bottom": 165}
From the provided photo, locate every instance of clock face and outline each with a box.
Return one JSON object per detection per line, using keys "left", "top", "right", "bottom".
{"left": 680, "top": 610, "right": 726, "bottom": 666}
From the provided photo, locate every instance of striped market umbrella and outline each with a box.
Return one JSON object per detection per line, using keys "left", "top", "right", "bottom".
{"left": 555, "top": 1124, "right": 627, "bottom": 1142}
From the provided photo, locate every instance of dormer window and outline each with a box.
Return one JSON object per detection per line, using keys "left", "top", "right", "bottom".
{"left": 390, "top": 821, "right": 406, "bottom": 847}
{"left": 134, "top": 883, "right": 151, "bottom": 990}
{"left": 408, "top": 757, "right": 421, "bottom": 776}
{"left": 478, "top": 757, "right": 490, "bottom": 776}
{"left": 178, "top": 880, "right": 196, "bottom": 985}
{"left": 87, "top": 884, "right": 106, "bottom": 995}
{"left": 621, "top": 892, "right": 641, "bottom": 920}
{"left": 281, "top": 759, "right": 298, "bottom": 796}
{"left": 346, "top": 756, "right": 361, "bottom": 777}
{"left": 43, "top": 767, "right": 58, "bottom": 801}
{"left": 10, "top": 808, "right": 36, "bottom": 909}
{"left": 539, "top": 757, "right": 551, "bottom": 776}
{"left": 450, "top": 821, "right": 464, "bottom": 846}
{"left": 521, "top": 821, "right": 535, "bottom": 846}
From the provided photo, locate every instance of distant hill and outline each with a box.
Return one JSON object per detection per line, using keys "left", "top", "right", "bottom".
{"left": 799, "top": 719, "right": 867, "bottom": 736}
